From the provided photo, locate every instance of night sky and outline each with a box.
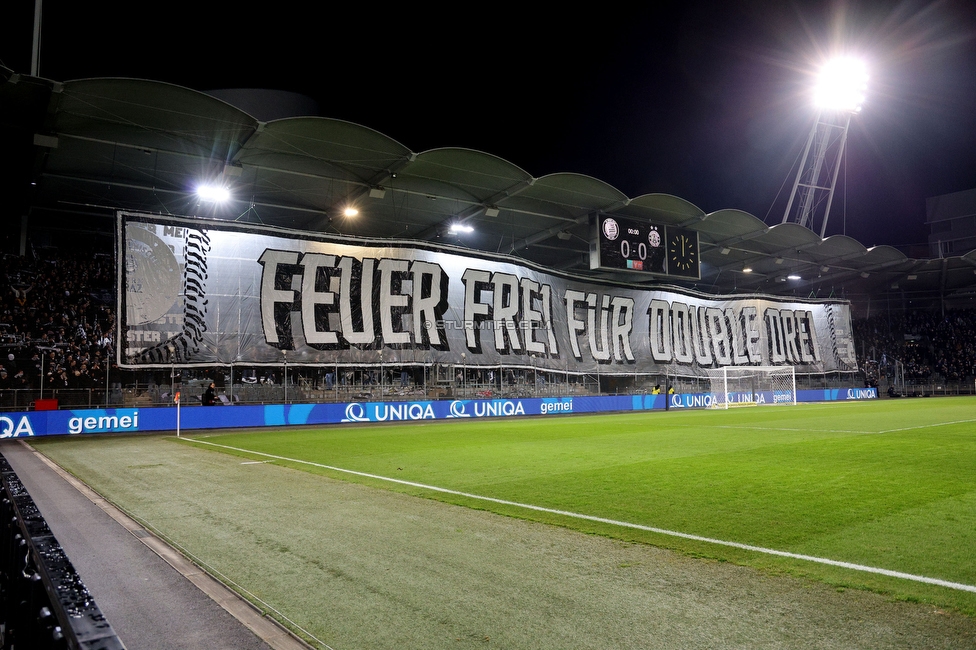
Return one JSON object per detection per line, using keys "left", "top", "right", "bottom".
{"left": 3, "top": 1, "right": 975, "bottom": 252}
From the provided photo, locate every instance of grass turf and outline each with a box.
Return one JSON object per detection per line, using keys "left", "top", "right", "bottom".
{"left": 180, "top": 397, "right": 976, "bottom": 614}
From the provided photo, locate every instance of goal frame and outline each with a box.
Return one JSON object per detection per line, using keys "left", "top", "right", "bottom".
{"left": 706, "top": 366, "right": 797, "bottom": 409}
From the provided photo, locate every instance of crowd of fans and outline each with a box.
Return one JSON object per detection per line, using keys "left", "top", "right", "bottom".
{"left": 853, "top": 308, "right": 976, "bottom": 382}
{"left": 0, "top": 251, "right": 116, "bottom": 394}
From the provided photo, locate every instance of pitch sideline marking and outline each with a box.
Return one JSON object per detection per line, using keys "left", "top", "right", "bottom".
{"left": 187, "top": 438, "right": 976, "bottom": 595}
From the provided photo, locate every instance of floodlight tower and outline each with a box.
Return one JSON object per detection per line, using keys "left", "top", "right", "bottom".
{"left": 782, "top": 58, "right": 868, "bottom": 238}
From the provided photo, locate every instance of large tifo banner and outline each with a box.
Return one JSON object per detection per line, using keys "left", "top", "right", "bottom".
{"left": 119, "top": 213, "right": 857, "bottom": 375}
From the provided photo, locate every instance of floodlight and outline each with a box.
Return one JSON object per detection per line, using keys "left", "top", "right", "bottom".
{"left": 196, "top": 184, "right": 230, "bottom": 203}
{"left": 814, "top": 57, "right": 868, "bottom": 113}
{"left": 343, "top": 207, "right": 359, "bottom": 217}
{"left": 787, "top": 274, "right": 801, "bottom": 281}
{"left": 449, "top": 223, "right": 474, "bottom": 234}
{"left": 783, "top": 56, "right": 868, "bottom": 236}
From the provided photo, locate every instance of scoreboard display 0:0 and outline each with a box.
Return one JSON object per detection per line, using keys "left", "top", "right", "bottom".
{"left": 593, "top": 215, "right": 665, "bottom": 274}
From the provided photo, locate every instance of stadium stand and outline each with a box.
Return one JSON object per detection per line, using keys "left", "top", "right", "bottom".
{"left": 0, "top": 240, "right": 973, "bottom": 410}
{"left": 853, "top": 309, "right": 976, "bottom": 394}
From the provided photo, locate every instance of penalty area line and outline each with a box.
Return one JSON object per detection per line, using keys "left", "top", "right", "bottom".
{"left": 878, "top": 418, "right": 976, "bottom": 434}
{"left": 186, "top": 438, "right": 976, "bottom": 595}
{"left": 717, "top": 426, "right": 868, "bottom": 434}
{"left": 721, "top": 416, "right": 976, "bottom": 436}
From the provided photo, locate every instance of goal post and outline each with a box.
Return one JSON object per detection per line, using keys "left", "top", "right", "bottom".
{"left": 705, "top": 366, "right": 797, "bottom": 409}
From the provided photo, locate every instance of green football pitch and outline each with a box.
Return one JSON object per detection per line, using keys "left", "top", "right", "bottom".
{"left": 30, "top": 394, "right": 976, "bottom": 647}
{"left": 176, "top": 397, "right": 976, "bottom": 613}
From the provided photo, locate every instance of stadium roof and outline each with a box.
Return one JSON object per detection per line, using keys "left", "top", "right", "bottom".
{"left": 4, "top": 69, "right": 976, "bottom": 311}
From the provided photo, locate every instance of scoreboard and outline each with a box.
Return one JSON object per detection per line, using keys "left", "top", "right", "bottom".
{"left": 589, "top": 214, "right": 700, "bottom": 279}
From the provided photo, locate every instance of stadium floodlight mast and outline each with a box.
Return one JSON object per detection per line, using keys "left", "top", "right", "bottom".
{"left": 782, "top": 56, "right": 868, "bottom": 238}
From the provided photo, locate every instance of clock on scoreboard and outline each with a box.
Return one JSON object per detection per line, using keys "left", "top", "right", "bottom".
{"left": 589, "top": 215, "right": 700, "bottom": 279}
{"left": 665, "top": 226, "right": 700, "bottom": 278}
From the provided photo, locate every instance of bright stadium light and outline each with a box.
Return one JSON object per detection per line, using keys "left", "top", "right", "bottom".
{"left": 196, "top": 183, "right": 231, "bottom": 203}
{"left": 814, "top": 57, "right": 868, "bottom": 113}
{"left": 449, "top": 223, "right": 474, "bottom": 234}
{"left": 782, "top": 55, "right": 868, "bottom": 237}
{"left": 343, "top": 206, "right": 359, "bottom": 217}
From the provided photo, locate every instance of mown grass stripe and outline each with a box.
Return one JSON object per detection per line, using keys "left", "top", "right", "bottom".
{"left": 187, "top": 437, "right": 976, "bottom": 595}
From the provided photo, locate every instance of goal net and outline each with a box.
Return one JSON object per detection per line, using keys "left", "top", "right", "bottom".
{"left": 706, "top": 366, "right": 796, "bottom": 409}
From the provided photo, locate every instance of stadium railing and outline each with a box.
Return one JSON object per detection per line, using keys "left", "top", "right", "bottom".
{"left": 5, "top": 371, "right": 972, "bottom": 411}
{"left": 889, "top": 380, "right": 975, "bottom": 397}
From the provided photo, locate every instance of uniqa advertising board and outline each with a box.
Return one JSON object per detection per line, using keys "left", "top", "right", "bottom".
{"left": 2, "top": 388, "right": 877, "bottom": 438}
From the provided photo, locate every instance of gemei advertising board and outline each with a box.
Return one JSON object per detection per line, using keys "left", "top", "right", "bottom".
{"left": 0, "top": 387, "right": 878, "bottom": 438}
{"left": 118, "top": 212, "right": 857, "bottom": 375}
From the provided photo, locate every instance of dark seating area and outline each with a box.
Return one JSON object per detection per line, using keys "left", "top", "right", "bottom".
{"left": 854, "top": 308, "right": 976, "bottom": 389}
{"left": 0, "top": 249, "right": 116, "bottom": 406}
